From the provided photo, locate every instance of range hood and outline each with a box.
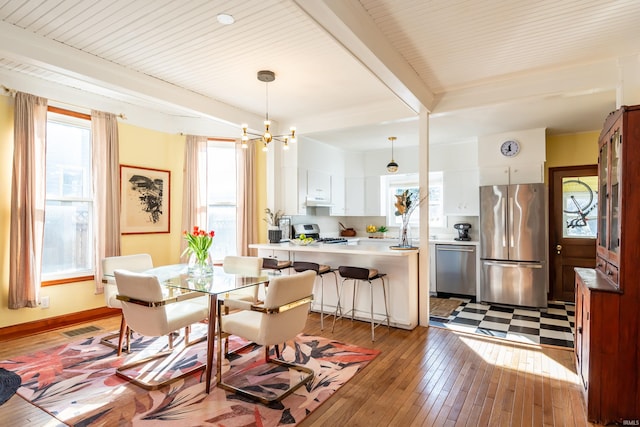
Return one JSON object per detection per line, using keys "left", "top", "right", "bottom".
{"left": 305, "top": 196, "right": 333, "bottom": 207}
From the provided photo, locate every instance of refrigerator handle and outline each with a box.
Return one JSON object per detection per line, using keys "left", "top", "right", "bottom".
{"left": 509, "top": 196, "right": 514, "bottom": 248}
{"left": 501, "top": 197, "right": 507, "bottom": 248}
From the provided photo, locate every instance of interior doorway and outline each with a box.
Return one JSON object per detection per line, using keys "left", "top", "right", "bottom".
{"left": 548, "top": 165, "right": 598, "bottom": 302}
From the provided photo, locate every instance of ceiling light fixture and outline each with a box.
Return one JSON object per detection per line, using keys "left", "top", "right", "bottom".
{"left": 216, "top": 13, "right": 235, "bottom": 25}
{"left": 241, "top": 70, "right": 296, "bottom": 152}
{"left": 386, "top": 136, "right": 399, "bottom": 173}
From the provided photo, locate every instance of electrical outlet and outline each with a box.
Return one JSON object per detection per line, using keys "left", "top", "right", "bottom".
{"left": 41, "top": 296, "right": 50, "bottom": 308}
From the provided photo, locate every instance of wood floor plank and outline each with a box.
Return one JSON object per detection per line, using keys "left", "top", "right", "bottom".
{"left": 0, "top": 314, "right": 603, "bottom": 426}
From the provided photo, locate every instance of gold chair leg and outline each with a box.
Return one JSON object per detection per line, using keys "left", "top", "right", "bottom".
{"left": 116, "top": 330, "right": 206, "bottom": 390}
{"left": 217, "top": 345, "right": 314, "bottom": 405}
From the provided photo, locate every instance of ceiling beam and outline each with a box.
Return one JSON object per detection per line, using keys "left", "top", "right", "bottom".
{"left": 294, "top": 0, "right": 435, "bottom": 114}
{"left": 0, "top": 20, "right": 263, "bottom": 129}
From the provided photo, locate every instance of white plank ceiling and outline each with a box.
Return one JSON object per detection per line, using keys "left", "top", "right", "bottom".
{"left": 1, "top": 0, "right": 639, "bottom": 149}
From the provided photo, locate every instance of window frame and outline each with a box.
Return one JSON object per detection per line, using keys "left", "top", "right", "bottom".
{"left": 41, "top": 106, "right": 94, "bottom": 286}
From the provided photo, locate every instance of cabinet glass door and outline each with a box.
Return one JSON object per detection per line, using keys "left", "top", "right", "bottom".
{"left": 597, "top": 142, "right": 608, "bottom": 250}
{"left": 609, "top": 130, "right": 621, "bottom": 256}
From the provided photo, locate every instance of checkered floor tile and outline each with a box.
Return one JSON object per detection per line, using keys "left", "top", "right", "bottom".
{"left": 429, "top": 297, "right": 575, "bottom": 349}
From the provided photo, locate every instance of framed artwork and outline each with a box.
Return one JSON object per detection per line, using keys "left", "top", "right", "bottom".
{"left": 120, "top": 164, "right": 170, "bottom": 234}
{"left": 278, "top": 216, "right": 292, "bottom": 241}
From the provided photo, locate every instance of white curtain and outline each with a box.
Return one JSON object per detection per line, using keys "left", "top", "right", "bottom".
{"left": 92, "top": 110, "right": 121, "bottom": 293}
{"left": 9, "top": 92, "right": 48, "bottom": 309}
{"left": 181, "top": 135, "right": 208, "bottom": 258}
{"left": 237, "top": 141, "right": 258, "bottom": 256}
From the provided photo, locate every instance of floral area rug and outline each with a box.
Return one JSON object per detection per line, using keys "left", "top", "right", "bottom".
{"left": 0, "top": 326, "right": 379, "bottom": 426}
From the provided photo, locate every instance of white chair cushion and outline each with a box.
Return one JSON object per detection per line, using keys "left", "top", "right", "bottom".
{"left": 102, "top": 254, "right": 153, "bottom": 309}
{"left": 114, "top": 270, "right": 208, "bottom": 338}
{"left": 222, "top": 256, "right": 262, "bottom": 276}
{"left": 221, "top": 270, "right": 315, "bottom": 346}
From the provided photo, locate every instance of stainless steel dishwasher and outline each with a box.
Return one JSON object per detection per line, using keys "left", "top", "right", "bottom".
{"left": 436, "top": 244, "right": 476, "bottom": 296}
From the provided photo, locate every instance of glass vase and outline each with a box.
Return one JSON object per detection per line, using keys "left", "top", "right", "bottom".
{"left": 187, "top": 252, "right": 214, "bottom": 277}
{"left": 398, "top": 218, "right": 412, "bottom": 248}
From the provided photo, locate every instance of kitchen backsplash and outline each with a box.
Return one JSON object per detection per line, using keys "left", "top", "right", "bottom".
{"left": 289, "top": 214, "right": 479, "bottom": 241}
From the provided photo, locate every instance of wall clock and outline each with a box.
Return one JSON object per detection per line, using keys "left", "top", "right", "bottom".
{"left": 500, "top": 140, "right": 520, "bottom": 157}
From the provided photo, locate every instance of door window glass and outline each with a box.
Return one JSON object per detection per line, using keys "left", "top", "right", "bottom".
{"left": 562, "top": 176, "right": 598, "bottom": 238}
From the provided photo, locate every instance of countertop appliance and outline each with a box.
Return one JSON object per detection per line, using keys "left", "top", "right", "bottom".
{"left": 292, "top": 224, "right": 348, "bottom": 244}
{"left": 479, "top": 184, "right": 547, "bottom": 308}
{"left": 453, "top": 223, "right": 471, "bottom": 241}
{"left": 436, "top": 244, "right": 476, "bottom": 296}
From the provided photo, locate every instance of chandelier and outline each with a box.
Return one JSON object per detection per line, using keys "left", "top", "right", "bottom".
{"left": 386, "top": 136, "right": 399, "bottom": 173}
{"left": 241, "top": 70, "right": 296, "bottom": 151}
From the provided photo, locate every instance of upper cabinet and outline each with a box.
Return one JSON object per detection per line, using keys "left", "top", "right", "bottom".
{"left": 365, "top": 176, "right": 382, "bottom": 216}
{"left": 307, "top": 170, "right": 331, "bottom": 203}
{"left": 595, "top": 106, "right": 636, "bottom": 288}
{"left": 330, "top": 174, "right": 345, "bottom": 216}
{"left": 283, "top": 166, "right": 307, "bottom": 215}
{"left": 443, "top": 169, "right": 479, "bottom": 215}
{"left": 345, "top": 177, "right": 365, "bottom": 216}
{"left": 478, "top": 164, "right": 543, "bottom": 186}
{"left": 477, "top": 128, "right": 546, "bottom": 186}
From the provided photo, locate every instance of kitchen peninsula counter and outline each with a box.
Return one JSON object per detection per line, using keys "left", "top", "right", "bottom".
{"left": 250, "top": 241, "right": 419, "bottom": 256}
{"left": 250, "top": 242, "right": 419, "bottom": 330}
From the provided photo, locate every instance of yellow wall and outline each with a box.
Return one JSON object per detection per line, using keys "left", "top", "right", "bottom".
{"left": 117, "top": 123, "right": 185, "bottom": 265}
{"left": 545, "top": 131, "right": 599, "bottom": 179}
{"left": 0, "top": 98, "right": 186, "bottom": 328}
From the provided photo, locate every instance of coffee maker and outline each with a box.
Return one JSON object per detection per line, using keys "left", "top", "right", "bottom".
{"left": 454, "top": 223, "right": 471, "bottom": 241}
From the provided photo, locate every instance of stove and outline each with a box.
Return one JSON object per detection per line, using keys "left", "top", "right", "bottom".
{"left": 292, "top": 224, "right": 348, "bottom": 244}
{"left": 292, "top": 223, "right": 320, "bottom": 239}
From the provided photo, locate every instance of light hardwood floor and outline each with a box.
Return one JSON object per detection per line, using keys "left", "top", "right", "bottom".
{"left": 0, "top": 313, "right": 598, "bottom": 426}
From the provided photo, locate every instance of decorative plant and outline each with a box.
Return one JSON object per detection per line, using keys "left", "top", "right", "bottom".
{"left": 181, "top": 226, "right": 215, "bottom": 266}
{"left": 263, "top": 208, "right": 284, "bottom": 227}
{"left": 377, "top": 225, "right": 388, "bottom": 233}
{"left": 394, "top": 189, "right": 427, "bottom": 246}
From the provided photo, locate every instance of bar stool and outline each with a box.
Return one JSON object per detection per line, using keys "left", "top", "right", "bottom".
{"left": 332, "top": 266, "right": 390, "bottom": 341}
{"left": 292, "top": 261, "right": 338, "bottom": 330}
{"left": 262, "top": 257, "right": 292, "bottom": 274}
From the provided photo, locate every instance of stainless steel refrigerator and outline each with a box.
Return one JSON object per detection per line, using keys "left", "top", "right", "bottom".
{"left": 479, "top": 183, "right": 548, "bottom": 308}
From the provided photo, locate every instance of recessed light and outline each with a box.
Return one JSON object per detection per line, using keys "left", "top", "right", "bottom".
{"left": 217, "top": 13, "right": 235, "bottom": 25}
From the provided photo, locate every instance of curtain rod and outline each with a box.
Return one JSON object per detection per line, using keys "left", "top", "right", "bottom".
{"left": 1, "top": 84, "right": 126, "bottom": 119}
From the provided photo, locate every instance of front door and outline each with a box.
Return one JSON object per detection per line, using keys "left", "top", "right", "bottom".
{"left": 549, "top": 166, "right": 597, "bottom": 302}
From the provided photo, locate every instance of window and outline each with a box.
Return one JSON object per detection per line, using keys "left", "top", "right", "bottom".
{"left": 42, "top": 113, "right": 93, "bottom": 281}
{"left": 206, "top": 143, "right": 237, "bottom": 259}
{"left": 381, "top": 172, "right": 444, "bottom": 228}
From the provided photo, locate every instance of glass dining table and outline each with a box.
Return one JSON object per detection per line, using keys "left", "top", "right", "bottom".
{"left": 143, "top": 264, "right": 270, "bottom": 393}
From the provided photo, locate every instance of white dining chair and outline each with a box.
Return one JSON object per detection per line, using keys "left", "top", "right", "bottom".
{"left": 114, "top": 269, "right": 209, "bottom": 390}
{"left": 217, "top": 270, "right": 316, "bottom": 404}
{"left": 101, "top": 254, "right": 154, "bottom": 354}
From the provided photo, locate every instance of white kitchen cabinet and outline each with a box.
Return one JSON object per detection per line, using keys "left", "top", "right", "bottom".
{"left": 365, "top": 175, "right": 382, "bottom": 216}
{"left": 255, "top": 248, "right": 291, "bottom": 262}
{"left": 283, "top": 166, "right": 307, "bottom": 215}
{"left": 307, "top": 169, "right": 331, "bottom": 202}
{"left": 345, "top": 177, "right": 365, "bottom": 216}
{"left": 330, "top": 174, "right": 345, "bottom": 216}
{"left": 479, "top": 164, "right": 543, "bottom": 186}
{"left": 443, "top": 169, "right": 479, "bottom": 215}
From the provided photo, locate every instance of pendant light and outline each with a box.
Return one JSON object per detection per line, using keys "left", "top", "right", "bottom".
{"left": 241, "top": 70, "right": 297, "bottom": 152}
{"left": 386, "top": 136, "right": 399, "bottom": 173}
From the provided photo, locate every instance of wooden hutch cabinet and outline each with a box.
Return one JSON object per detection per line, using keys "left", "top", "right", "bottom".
{"left": 574, "top": 105, "right": 640, "bottom": 424}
